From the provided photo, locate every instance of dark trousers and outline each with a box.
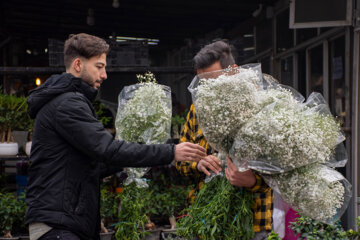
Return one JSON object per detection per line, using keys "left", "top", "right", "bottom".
{"left": 38, "top": 229, "right": 81, "bottom": 240}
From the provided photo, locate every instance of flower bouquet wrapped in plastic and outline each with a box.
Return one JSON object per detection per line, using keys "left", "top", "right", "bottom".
{"left": 230, "top": 85, "right": 345, "bottom": 174}
{"left": 115, "top": 72, "right": 172, "bottom": 187}
{"left": 262, "top": 164, "right": 352, "bottom": 224}
{"left": 188, "top": 64, "right": 263, "bottom": 153}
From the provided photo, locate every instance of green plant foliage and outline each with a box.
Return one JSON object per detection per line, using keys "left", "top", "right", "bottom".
{"left": 177, "top": 176, "right": 254, "bottom": 240}
{"left": 267, "top": 231, "right": 282, "bottom": 240}
{"left": 171, "top": 114, "right": 186, "bottom": 128}
{"left": 146, "top": 175, "right": 192, "bottom": 218}
{"left": 347, "top": 217, "right": 360, "bottom": 239}
{"left": 291, "top": 216, "right": 360, "bottom": 240}
{"left": 115, "top": 183, "right": 151, "bottom": 240}
{"left": 0, "top": 93, "right": 29, "bottom": 143}
{"left": 100, "top": 187, "right": 120, "bottom": 227}
{"left": 290, "top": 216, "right": 348, "bottom": 240}
{"left": 94, "top": 100, "right": 114, "bottom": 128}
{"left": 0, "top": 192, "right": 27, "bottom": 236}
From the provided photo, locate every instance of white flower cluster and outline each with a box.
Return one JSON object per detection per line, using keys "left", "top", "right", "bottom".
{"left": 136, "top": 71, "right": 157, "bottom": 83}
{"left": 231, "top": 88, "right": 341, "bottom": 172}
{"left": 264, "top": 164, "right": 347, "bottom": 223}
{"left": 116, "top": 82, "right": 171, "bottom": 144}
{"left": 194, "top": 68, "right": 261, "bottom": 152}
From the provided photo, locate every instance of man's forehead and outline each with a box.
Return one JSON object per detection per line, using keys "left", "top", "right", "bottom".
{"left": 91, "top": 53, "right": 107, "bottom": 64}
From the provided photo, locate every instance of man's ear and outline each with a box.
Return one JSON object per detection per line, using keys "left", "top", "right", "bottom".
{"left": 73, "top": 58, "right": 82, "bottom": 73}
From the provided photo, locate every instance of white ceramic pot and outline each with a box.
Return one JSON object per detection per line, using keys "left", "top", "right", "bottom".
{"left": 0, "top": 142, "right": 19, "bottom": 156}
{"left": 25, "top": 141, "right": 32, "bottom": 156}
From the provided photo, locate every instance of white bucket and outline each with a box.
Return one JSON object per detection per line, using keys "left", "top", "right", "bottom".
{"left": 0, "top": 142, "right": 19, "bottom": 156}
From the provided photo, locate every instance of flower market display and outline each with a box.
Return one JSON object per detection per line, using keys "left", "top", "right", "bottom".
{"left": 115, "top": 72, "right": 172, "bottom": 186}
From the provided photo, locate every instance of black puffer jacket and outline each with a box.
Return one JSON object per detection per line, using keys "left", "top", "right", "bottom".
{"left": 25, "top": 73, "right": 174, "bottom": 240}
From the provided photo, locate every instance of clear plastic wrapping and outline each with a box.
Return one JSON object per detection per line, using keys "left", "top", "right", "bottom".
{"left": 230, "top": 85, "right": 344, "bottom": 174}
{"left": 188, "top": 64, "right": 263, "bottom": 153}
{"left": 262, "top": 164, "right": 352, "bottom": 225}
{"left": 115, "top": 81, "right": 172, "bottom": 187}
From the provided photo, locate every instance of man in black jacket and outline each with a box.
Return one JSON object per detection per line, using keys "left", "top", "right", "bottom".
{"left": 25, "top": 33, "right": 206, "bottom": 240}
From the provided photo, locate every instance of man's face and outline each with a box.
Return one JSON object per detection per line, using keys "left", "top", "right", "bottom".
{"left": 80, "top": 53, "right": 107, "bottom": 89}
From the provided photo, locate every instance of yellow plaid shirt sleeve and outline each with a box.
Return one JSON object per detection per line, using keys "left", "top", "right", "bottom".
{"left": 175, "top": 104, "right": 214, "bottom": 178}
{"left": 175, "top": 104, "right": 273, "bottom": 232}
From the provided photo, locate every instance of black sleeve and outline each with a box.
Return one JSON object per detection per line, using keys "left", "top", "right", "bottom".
{"left": 54, "top": 94, "right": 174, "bottom": 177}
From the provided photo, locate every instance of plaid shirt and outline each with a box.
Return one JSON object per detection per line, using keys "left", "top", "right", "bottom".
{"left": 176, "top": 104, "right": 273, "bottom": 233}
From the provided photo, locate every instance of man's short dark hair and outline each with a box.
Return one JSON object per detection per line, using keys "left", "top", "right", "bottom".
{"left": 193, "top": 41, "right": 235, "bottom": 70}
{"left": 64, "top": 33, "right": 110, "bottom": 69}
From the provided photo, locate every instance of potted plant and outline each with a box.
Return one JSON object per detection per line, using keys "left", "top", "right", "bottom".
{"left": 0, "top": 94, "right": 28, "bottom": 156}
{"left": 0, "top": 192, "right": 26, "bottom": 239}
{"left": 146, "top": 173, "right": 190, "bottom": 236}
{"left": 115, "top": 182, "right": 152, "bottom": 240}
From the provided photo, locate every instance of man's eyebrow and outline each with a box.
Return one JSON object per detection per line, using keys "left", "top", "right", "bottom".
{"left": 96, "top": 62, "right": 105, "bottom": 66}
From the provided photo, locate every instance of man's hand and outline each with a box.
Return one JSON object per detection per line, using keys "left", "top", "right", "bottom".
{"left": 174, "top": 142, "right": 206, "bottom": 162}
{"left": 225, "top": 157, "right": 256, "bottom": 188}
{"left": 197, "top": 155, "right": 222, "bottom": 176}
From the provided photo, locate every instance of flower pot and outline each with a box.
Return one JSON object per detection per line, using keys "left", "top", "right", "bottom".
{"left": 0, "top": 142, "right": 19, "bottom": 156}
{"left": 144, "top": 228, "right": 161, "bottom": 240}
{"left": 99, "top": 231, "right": 114, "bottom": 240}
{"left": 25, "top": 141, "right": 32, "bottom": 156}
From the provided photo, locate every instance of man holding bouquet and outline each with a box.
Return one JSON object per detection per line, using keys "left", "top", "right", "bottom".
{"left": 176, "top": 40, "right": 273, "bottom": 240}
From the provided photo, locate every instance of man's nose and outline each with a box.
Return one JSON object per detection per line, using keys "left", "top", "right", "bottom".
{"left": 101, "top": 70, "right": 107, "bottom": 80}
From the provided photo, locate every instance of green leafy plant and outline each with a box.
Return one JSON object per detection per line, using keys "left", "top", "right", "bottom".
{"left": 347, "top": 217, "right": 360, "bottom": 239}
{"left": 100, "top": 187, "right": 120, "bottom": 228}
{"left": 290, "top": 216, "right": 348, "bottom": 240}
{"left": 0, "top": 93, "right": 28, "bottom": 143}
{"left": 267, "top": 231, "right": 281, "bottom": 240}
{"left": 177, "top": 176, "right": 254, "bottom": 240}
{"left": 0, "top": 192, "right": 26, "bottom": 238}
{"left": 94, "top": 100, "right": 114, "bottom": 128}
{"left": 171, "top": 115, "right": 185, "bottom": 129}
{"left": 171, "top": 114, "right": 186, "bottom": 138}
{"left": 291, "top": 215, "right": 360, "bottom": 240}
{"left": 146, "top": 175, "right": 190, "bottom": 219}
{"left": 115, "top": 183, "right": 151, "bottom": 240}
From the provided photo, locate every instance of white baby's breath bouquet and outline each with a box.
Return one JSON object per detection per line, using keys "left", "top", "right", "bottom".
{"left": 187, "top": 64, "right": 351, "bottom": 223}
{"left": 115, "top": 72, "right": 172, "bottom": 187}
{"left": 188, "top": 64, "right": 263, "bottom": 153}
{"left": 230, "top": 89, "right": 344, "bottom": 173}
{"left": 262, "top": 164, "right": 352, "bottom": 224}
